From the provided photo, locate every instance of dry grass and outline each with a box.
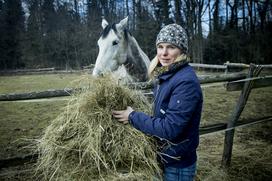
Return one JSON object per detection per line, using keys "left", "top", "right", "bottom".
{"left": 197, "top": 121, "right": 272, "bottom": 181}
{"left": 34, "top": 75, "right": 161, "bottom": 180}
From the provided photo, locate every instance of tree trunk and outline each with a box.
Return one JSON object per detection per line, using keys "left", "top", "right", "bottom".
{"left": 257, "top": 0, "right": 269, "bottom": 32}
{"left": 247, "top": 0, "right": 255, "bottom": 33}
{"left": 185, "top": 0, "right": 196, "bottom": 58}
{"left": 132, "top": 0, "right": 136, "bottom": 31}
{"left": 162, "top": 0, "right": 170, "bottom": 24}
{"left": 208, "top": 0, "right": 212, "bottom": 33}
{"left": 213, "top": 0, "right": 219, "bottom": 32}
{"left": 197, "top": 0, "right": 204, "bottom": 63}
{"left": 174, "top": 0, "right": 182, "bottom": 24}
{"left": 226, "top": 0, "right": 229, "bottom": 26}
{"left": 242, "top": 0, "right": 246, "bottom": 32}
{"left": 126, "top": 0, "right": 129, "bottom": 17}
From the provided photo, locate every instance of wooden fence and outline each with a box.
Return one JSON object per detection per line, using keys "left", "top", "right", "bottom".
{"left": 0, "top": 63, "right": 272, "bottom": 170}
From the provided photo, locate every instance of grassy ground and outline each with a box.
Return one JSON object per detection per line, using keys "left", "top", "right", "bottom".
{"left": 0, "top": 73, "right": 271, "bottom": 180}
{"left": 0, "top": 73, "right": 85, "bottom": 160}
{"left": 0, "top": 73, "right": 83, "bottom": 94}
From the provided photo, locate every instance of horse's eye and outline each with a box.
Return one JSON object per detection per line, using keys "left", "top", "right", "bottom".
{"left": 112, "top": 40, "right": 119, "bottom": 46}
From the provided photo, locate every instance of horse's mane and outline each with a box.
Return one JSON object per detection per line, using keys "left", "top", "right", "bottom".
{"left": 125, "top": 33, "right": 150, "bottom": 81}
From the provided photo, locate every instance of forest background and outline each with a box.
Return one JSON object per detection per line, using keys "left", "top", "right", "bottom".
{"left": 0, "top": 0, "right": 271, "bottom": 70}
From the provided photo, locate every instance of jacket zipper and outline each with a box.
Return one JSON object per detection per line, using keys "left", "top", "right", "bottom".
{"left": 153, "top": 84, "right": 160, "bottom": 115}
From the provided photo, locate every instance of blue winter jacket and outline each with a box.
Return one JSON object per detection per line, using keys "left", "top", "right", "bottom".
{"left": 128, "top": 62, "right": 203, "bottom": 168}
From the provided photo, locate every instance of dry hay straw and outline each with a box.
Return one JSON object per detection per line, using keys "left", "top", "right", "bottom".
{"left": 35, "top": 75, "right": 162, "bottom": 180}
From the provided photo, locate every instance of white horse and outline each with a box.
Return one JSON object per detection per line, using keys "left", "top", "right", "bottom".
{"left": 92, "top": 17, "right": 150, "bottom": 82}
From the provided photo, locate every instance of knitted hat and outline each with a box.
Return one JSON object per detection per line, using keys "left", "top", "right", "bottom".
{"left": 156, "top": 24, "right": 188, "bottom": 53}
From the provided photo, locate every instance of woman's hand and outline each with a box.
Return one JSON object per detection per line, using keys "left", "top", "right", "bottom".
{"left": 112, "top": 106, "right": 134, "bottom": 124}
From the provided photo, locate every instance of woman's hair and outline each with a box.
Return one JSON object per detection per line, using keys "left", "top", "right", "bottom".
{"left": 147, "top": 56, "right": 159, "bottom": 78}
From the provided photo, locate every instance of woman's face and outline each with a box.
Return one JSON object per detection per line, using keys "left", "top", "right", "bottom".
{"left": 157, "top": 43, "right": 182, "bottom": 66}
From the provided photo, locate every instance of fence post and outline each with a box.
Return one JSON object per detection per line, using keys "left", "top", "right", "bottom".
{"left": 224, "top": 64, "right": 229, "bottom": 74}
{"left": 224, "top": 61, "right": 229, "bottom": 74}
{"left": 221, "top": 64, "right": 262, "bottom": 167}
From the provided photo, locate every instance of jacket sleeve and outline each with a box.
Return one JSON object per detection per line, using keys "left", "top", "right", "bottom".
{"left": 129, "top": 80, "right": 201, "bottom": 141}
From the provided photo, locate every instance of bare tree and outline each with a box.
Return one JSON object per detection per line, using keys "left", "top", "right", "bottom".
{"left": 246, "top": 0, "right": 255, "bottom": 33}
{"left": 257, "top": 0, "right": 270, "bottom": 32}
{"left": 174, "top": 0, "right": 182, "bottom": 25}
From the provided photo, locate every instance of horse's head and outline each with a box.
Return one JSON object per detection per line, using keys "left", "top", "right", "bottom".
{"left": 92, "top": 17, "right": 129, "bottom": 77}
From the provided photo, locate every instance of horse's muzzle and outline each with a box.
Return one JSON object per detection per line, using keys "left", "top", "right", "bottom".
{"left": 92, "top": 69, "right": 103, "bottom": 77}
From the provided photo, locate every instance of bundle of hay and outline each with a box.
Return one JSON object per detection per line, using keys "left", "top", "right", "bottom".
{"left": 35, "top": 75, "right": 161, "bottom": 180}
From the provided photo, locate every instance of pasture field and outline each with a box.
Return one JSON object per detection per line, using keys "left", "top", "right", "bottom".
{"left": 0, "top": 73, "right": 271, "bottom": 180}
{"left": 0, "top": 73, "right": 84, "bottom": 93}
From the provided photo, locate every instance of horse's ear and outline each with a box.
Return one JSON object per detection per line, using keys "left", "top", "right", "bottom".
{"left": 116, "top": 17, "right": 128, "bottom": 31}
{"left": 102, "top": 18, "right": 108, "bottom": 29}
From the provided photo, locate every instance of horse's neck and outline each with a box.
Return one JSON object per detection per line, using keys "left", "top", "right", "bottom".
{"left": 124, "top": 35, "right": 150, "bottom": 82}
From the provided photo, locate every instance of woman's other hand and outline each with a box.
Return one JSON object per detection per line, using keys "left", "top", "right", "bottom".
{"left": 112, "top": 106, "right": 134, "bottom": 124}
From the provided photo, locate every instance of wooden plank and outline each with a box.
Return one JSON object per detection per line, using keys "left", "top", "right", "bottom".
{"left": 190, "top": 63, "right": 227, "bottom": 69}
{"left": 198, "top": 72, "right": 247, "bottom": 84}
{"left": 9, "top": 68, "right": 55, "bottom": 72}
{"left": 0, "top": 70, "right": 86, "bottom": 76}
{"left": 226, "top": 76, "right": 272, "bottom": 91}
{"left": 0, "top": 88, "right": 75, "bottom": 101}
{"left": 224, "top": 62, "right": 250, "bottom": 69}
{"left": 262, "top": 64, "right": 272, "bottom": 68}
{"left": 200, "top": 116, "right": 272, "bottom": 136}
{"left": 224, "top": 62, "right": 272, "bottom": 69}
{"left": 199, "top": 123, "right": 226, "bottom": 135}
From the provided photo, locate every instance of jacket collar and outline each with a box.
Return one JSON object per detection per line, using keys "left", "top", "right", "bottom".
{"left": 159, "top": 62, "right": 188, "bottom": 81}
{"left": 153, "top": 55, "right": 189, "bottom": 82}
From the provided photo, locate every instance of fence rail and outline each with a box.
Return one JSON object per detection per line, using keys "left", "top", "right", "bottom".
{"left": 0, "top": 68, "right": 87, "bottom": 76}
{"left": 190, "top": 62, "right": 272, "bottom": 72}
{"left": 226, "top": 75, "right": 272, "bottom": 91}
{"left": 2, "top": 71, "right": 271, "bottom": 101}
{"left": 0, "top": 72, "right": 248, "bottom": 101}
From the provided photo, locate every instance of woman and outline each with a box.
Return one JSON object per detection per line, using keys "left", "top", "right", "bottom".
{"left": 113, "top": 24, "right": 203, "bottom": 181}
